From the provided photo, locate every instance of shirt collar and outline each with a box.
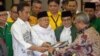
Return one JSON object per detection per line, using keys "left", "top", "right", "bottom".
{"left": 47, "top": 11, "right": 61, "bottom": 17}
{"left": 34, "top": 24, "right": 52, "bottom": 34}
{"left": 64, "top": 26, "right": 72, "bottom": 31}
{"left": 17, "top": 18, "right": 26, "bottom": 25}
{"left": 7, "top": 17, "right": 14, "bottom": 22}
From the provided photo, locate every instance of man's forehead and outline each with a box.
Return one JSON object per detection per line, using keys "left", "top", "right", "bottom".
{"left": 68, "top": 1, "right": 76, "bottom": 4}
{"left": 33, "top": 2, "right": 38, "bottom": 4}
{"left": 12, "top": 6, "right": 17, "bottom": 10}
{"left": 0, "top": 11, "right": 7, "bottom": 14}
{"left": 22, "top": 6, "right": 30, "bottom": 10}
{"left": 39, "top": 17, "right": 48, "bottom": 20}
{"left": 84, "top": 8, "right": 94, "bottom": 10}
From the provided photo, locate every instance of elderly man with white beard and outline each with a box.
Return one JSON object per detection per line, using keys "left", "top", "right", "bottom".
{"left": 31, "top": 11, "right": 57, "bottom": 56}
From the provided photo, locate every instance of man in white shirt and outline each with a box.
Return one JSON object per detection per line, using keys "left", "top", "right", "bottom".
{"left": 11, "top": 2, "right": 49, "bottom": 56}
{"left": 31, "top": 11, "right": 57, "bottom": 56}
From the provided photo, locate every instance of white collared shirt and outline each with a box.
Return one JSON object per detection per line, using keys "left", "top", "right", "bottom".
{"left": 11, "top": 18, "right": 33, "bottom": 56}
{"left": 60, "top": 26, "right": 72, "bottom": 44}
{"left": 31, "top": 24, "right": 57, "bottom": 46}
{"left": 31, "top": 24, "right": 57, "bottom": 56}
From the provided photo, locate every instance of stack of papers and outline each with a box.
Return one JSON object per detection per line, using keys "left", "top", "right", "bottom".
{"left": 52, "top": 41, "right": 69, "bottom": 48}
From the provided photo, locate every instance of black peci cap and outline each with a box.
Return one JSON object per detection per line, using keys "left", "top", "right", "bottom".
{"left": 84, "top": 2, "right": 96, "bottom": 10}
{"left": 37, "top": 11, "right": 48, "bottom": 19}
{"left": 62, "top": 11, "right": 72, "bottom": 18}
{"left": 0, "top": 6, "right": 5, "bottom": 12}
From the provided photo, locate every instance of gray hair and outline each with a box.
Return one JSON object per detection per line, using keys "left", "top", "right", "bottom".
{"left": 75, "top": 12, "right": 90, "bottom": 24}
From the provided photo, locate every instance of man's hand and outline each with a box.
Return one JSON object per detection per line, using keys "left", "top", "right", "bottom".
{"left": 48, "top": 47, "right": 55, "bottom": 54}
{"left": 29, "top": 45, "right": 48, "bottom": 52}
{"left": 42, "top": 42, "right": 51, "bottom": 47}
{"left": 37, "top": 46, "right": 49, "bottom": 52}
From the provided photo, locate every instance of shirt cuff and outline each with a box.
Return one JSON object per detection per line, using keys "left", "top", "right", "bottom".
{"left": 37, "top": 40, "right": 44, "bottom": 46}
{"left": 25, "top": 43, "right": 32, "bottom": 49}
{"left": 33, "top": 51, "right": 43, "bottom": 56}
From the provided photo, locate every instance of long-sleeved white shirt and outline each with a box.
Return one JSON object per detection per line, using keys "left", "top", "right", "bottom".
{"left": 11, "top": 18, "right": 33, "bottom": 56}
{"left": 31, "top": 24, "right": 57, "bottom": 56}
{"left": 60, "top": 26, "right": 72, "bottom": 44}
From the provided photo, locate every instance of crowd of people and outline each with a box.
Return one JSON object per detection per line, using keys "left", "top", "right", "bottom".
{"left": 0, "top": 0, "right": 100, "bottom": 56}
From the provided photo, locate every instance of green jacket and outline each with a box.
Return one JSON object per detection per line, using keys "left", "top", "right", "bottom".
{"left": 90, "top": 18, "right": 100, "bottom": 33}
{"left": 0, "top": 27, "right": 5, "bottom": 39}
{"left": 55, "top": 25, "right": 77, "bottom": 42}
{"left": 5, "top": 22, "right": 13, "bottom": 46}
{"left": 0, "top": 27, "right": 7, "bottom": 56}
{"left": 4, "top": 22, "right": 13, "bottom": 56}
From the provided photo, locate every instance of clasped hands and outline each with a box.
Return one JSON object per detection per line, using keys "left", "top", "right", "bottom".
{"left": 41, "top": 42, "right": 54, "bottom": 53}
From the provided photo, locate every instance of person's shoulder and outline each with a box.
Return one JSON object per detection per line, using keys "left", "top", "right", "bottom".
{"left": 58, "top": 11, "right": 61, "bottom": 15}
{"left": 11, "top": 22, "right": 17, "bottom": 28}
{"left": 6, "top": 22, "right": 13, "bottom": 25}
{"left": 71, "top": 25, "right": 77, "bottom": 30}
{"left": 85, "top": 27, "right": 100, "bottom": 41}
{"left": 29, "top": 16, "right": 37, "bottom": 19}
{"left": 55, "top": 25, "right": 64, "bottom": 31}
{"left": 47, "top": 11, "right": 52, "bottom": 16}
{"left": 31, "top": 24, "right": 38, "bottom": 29}
{"left": 11, "top": 19, "right": 19, "bottom": 28}
{"left": 94, "top": 18, "right": 100, "bottom": 25}
{"left": 96, "top": 18, "right": 100, "bottom": 21}
{"left": 7, "top": 17, "right": 14, "bottom": 22}
{"left": 85, "top": 27, "right": 99, "bottom": 35}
